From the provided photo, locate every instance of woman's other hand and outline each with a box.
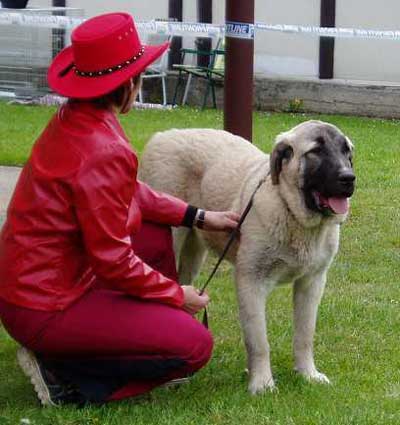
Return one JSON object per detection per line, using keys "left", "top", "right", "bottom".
{"left": 182, "top": 285, "right": 210, "bottom": 315}
{"left": 202, "top": 211, "right": 240, "bottom": 232}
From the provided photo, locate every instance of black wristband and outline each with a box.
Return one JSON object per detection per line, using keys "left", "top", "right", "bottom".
{"left": 182, "top": 205, "right": 198, "bottom": 228}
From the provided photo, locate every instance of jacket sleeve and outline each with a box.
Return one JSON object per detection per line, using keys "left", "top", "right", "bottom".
{"left": 72, "top": 145, "right": 184, "bottom": 307}
{"left": 135, "top": 179, "right": 189, "bottom": 226}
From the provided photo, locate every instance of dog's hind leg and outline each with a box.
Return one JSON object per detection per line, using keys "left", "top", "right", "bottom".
{"left": 172, "top": 227, "right": 190, "bottom": 271}
{"left": 175, "top": 229, "right": 208, "bottom": 285}
{"left": 293, "top": 272, "right": 330, "bottom": 384}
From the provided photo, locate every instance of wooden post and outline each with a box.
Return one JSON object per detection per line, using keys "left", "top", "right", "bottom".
{"left": 224, "top": 0, "right": 255, "bottom": 142}
{"left": 196, "top": 0, "right": 212, "bottom": 67}
{"left": 168, "top": 0, "right": 183, "bottom": 68}
{"left": 319, "top": 0, "right": 336, "bottom": 79}
{"left": 52, "top": 0, "right": 66, "bottom": 59}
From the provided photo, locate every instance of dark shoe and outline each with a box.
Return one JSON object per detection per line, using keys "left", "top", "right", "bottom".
{"left": 17, "top": 347, "right": 81, "bottom": 407}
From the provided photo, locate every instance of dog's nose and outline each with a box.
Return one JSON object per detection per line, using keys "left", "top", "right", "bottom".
{"left": 338, "top": 170, "right": 356, "bottom": 185}
{"left": 337, "top": 170, "right": 356, "bottom": 197}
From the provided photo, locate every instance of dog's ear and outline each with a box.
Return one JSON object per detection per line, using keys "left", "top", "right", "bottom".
{"left": 270, "top": 140, "right": 293, "bottom": 185}
{"left": 345, "top": 136, "right": 354, "bottom": 151}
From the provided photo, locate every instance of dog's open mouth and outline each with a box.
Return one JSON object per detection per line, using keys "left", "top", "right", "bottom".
{"left": 312, "top": 191, "right": 350, "bottom": 215}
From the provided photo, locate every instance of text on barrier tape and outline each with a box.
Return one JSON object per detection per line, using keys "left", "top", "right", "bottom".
{"left": 225, "top": 21, "right": 255, "bottom": 39}
{"left": 1, "top": 11, "right": 400, "bottom": 41}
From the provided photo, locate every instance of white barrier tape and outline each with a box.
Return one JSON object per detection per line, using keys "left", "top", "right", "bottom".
{"left": 255, "top": 23, "right": 400, "bottom": 41}
{"left": 1, "top": 11, "right": 400, "bottom": 42}
{"left": 0, "top": 11, "right": 83, "bottom": 29}
{"left": 136, "top": 20, "right": 222, "bottom": 38}
{"left": 129, "top": 20, "right": 400, "bottom": 41}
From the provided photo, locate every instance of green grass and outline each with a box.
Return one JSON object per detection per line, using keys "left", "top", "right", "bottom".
{"left": 0, "top": 102, "right": 399, "bottom": 424}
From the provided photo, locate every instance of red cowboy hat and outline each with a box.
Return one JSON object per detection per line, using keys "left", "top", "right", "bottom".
{"left": 48, "top": 12, "right": 169, "bottom": 99}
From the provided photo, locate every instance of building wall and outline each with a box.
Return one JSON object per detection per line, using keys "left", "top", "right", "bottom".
{"left": 9, "top": 0, "right": 400, "bottom": 83}
{"left": 208, "top": 0, "right": 320, "bottom": 78}
{"left": 254, "top": 0, "right": 320, "bottom": 78}
{"left": 335, "top": 0, "right": 400, "bottom": 83}
{"left": 66, "top": 0, "right": 168, "bottom": 21}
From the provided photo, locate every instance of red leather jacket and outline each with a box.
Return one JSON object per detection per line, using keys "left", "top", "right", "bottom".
{"left": 0, "top": 101, "right": 188, "bottom": 311}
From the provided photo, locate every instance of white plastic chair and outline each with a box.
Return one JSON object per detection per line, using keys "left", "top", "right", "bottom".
{"left": 139, "top": 33, "right": 172, "bottom": 106}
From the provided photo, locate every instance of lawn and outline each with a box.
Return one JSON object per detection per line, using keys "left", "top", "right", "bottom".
{"left": 0, "top": 102, "right": 399, "bottom": 425}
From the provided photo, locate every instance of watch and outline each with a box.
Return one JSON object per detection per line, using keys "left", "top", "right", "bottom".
{"left": 195, "top": 209, "right": 206, "bottom": 229}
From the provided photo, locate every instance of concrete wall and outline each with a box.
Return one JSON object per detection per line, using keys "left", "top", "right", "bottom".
{"left": 3, "top": 0, "right": 400, "bottom": 85}
{"left": 254, "top": 0, "right": 320, "bottom": 78}
{"left": 62, "top": 0, "right": 400, "bottom": 83}
{"left": 65, "top": 0, "right": 168, "bottom": 21}
{"left": 335, "top": 0, "right": 400, "bottom": 83}
{"left": 165, "top": 73, "right": 400, "bottom": 119}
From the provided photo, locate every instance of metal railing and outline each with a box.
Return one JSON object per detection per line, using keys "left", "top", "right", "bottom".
{"left": 0, "top": 7, "right": 83, "bottom": 99}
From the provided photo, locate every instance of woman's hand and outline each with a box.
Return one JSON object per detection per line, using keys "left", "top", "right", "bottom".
{"left": 182, "top": 285, "right": 210, "bottom": 315}
{"left": 202, "top": 211, "right": 240, "bottom": 232}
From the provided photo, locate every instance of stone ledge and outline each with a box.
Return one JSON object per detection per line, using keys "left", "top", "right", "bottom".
{"left": 143, "top": 73, "right": 400, "bottom": 119}
{"left": 254, "top": 77, "right": 400, "bottom": 119}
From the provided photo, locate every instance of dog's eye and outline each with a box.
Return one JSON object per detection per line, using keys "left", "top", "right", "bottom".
{"left": 281, "top": 147, "right": 293, "bottom": 160}
{"left": 341, "top": 143, "right": 350, "bottom": 154}
{"left": 307, "top": 146, "right": 322, "bottom": 155}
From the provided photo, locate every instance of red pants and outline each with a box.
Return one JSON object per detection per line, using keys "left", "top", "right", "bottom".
{"left": 0, "top": 223, "right": 213, "bottom": 403}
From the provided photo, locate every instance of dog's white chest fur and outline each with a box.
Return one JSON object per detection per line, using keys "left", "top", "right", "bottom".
{"left": 239, "top": 217, "right": 339, "bottom": 288}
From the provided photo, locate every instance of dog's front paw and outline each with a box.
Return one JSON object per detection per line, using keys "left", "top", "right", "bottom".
{"left": 248, "top": 373, "right": 276, "bottom": 394}
{"left": 296, "top": 368, "right": 331, "bottom": 384}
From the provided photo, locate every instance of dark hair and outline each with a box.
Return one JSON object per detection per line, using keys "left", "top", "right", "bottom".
{"left": 70, "top": 74, "right": 142, "bottom": 109}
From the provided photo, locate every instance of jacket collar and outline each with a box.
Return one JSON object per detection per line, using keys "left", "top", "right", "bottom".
{"left": 60, "top": 100, "right": 128, "bottom": 141}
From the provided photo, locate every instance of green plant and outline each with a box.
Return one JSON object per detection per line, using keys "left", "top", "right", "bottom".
{"left": 287, "top": 97, "right": 304, "bottom": 113}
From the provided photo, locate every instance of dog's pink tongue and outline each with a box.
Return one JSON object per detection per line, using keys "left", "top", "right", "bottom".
{"left": 327, "top": 197, "right": 349, "bottom": 214}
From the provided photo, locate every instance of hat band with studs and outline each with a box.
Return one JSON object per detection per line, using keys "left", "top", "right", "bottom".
{"left": 73, "top": 46, "right": 145, "bottom": 77}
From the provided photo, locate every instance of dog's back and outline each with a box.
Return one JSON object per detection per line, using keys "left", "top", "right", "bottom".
{"left": 140, "top": 128, "right": 266, "bottom": 211}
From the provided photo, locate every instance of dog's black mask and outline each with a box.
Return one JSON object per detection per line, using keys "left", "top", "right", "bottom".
{"left": 302, "top": 130, "right": 355, "bottom": 215}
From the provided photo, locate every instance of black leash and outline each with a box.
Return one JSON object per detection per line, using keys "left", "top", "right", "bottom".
{"left": 199, "top": 173, "right": 269, "bottom": 328}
